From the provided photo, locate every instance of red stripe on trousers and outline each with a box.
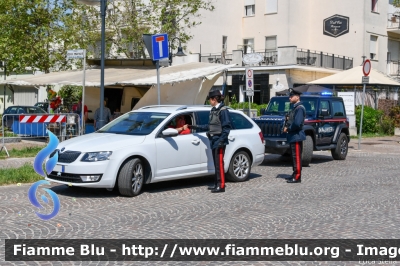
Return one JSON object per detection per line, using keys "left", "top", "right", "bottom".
{"left": 219, "top": 147, "right": 225, "bottom": 188}
{"left": 295, "top": 142, "right": 301, "bottom": 180}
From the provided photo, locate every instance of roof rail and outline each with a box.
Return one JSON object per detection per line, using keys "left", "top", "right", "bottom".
{"left": 138, "top": 105, "right": 184, "bottom": 110}
{"left": 176, "top": 106, "right": 188, "bottom": 111}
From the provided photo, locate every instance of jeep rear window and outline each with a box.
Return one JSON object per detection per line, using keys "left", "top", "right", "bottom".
{"left": 98, "top": 112, "right": 169, "bottom": 135}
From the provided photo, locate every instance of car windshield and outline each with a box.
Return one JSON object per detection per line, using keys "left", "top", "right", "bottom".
{"left": 97, "top": 111, "right": 169, "bottom": 135}
{"left": 265, "top": 97, "right": 317, "bottom": 117}
{"left": 27, "top": 107, "right": 46, "bottom": 114}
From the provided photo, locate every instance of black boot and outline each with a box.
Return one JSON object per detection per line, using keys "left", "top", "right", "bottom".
{"left": 211, "top": 186, "right": 225, "bottom": 193}
{"left": 286, "top": 178, "right": 301, "bottom": 183}
{"left": 208, "top": 184, "right": 217, "bottom": 190}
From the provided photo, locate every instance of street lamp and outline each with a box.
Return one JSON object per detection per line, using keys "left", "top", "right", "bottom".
{"left": 0, "top": 61, "right": 6, "bottom": 114}
{"left": 169, "top": 37, "right": 186, "bottom": 66}
{"left": 77, "top": 0, "right": 108, "bottom": 129}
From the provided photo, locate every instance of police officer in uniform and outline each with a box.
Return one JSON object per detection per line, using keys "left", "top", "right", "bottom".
{"left": 189, "top": 90, "right": 231, "bottom": 193}
{"left": 283, "top": 88, "right": 306, "bottom": 183}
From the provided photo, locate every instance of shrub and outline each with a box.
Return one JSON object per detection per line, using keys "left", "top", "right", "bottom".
{"left": 355, "top": 105, "right": 383, "bottom": 134}
{"left": 389, "top": 106, "right": 400, "bottom": 128}
{"left": 379, "top": 116, "right": 395, "bottom": 135}
{"left": 228, "top": 101, "right": 268, "bottom": 116}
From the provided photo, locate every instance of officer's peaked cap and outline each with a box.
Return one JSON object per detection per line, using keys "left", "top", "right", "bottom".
{"left": 208, "top": 90, "right": 222, "bottom": 99}
{"left": 289, "top": 88, "right": 302, "bottom": 96}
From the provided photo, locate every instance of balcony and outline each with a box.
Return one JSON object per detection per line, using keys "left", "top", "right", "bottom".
{"left": 387, "top": 13, "right": 400, "bottom": 34}
{"left": 200, "top": 46, "right": 353, "bottom": 71}
{"left": 200, "top": 52, "right": 233, "bottom": 64}
{"left": 387, "top": 60, "right": 400, "bottom": 76}
{"left": 296, "top": 48, "right": 353, "bottom": 70}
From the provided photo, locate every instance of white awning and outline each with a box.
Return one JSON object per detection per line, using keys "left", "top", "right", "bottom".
{"left": 0, "top": 62, "right": 236, "bottom": 87}
{"left": 308, "top": 65, "right": 400, "bottom": 86}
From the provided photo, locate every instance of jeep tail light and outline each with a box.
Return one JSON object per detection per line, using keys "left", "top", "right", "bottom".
{"left": 258, "top": 132, "right": 265, "bottom": 144}
{"left": 346, "top": 117, "right": 349, "bottom": 127}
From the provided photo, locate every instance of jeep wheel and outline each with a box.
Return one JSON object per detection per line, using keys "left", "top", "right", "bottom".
{"left": 227, "top": 151, "right": 251, "bottom": 182}
{"left": 331, "top": 133, "right": 348, "bottom": 160}
{"left": 118, "top": 158, "right": 144, "bottom": 197}
{"left": 302, "top": 135, "right": 313, "bottom": 167}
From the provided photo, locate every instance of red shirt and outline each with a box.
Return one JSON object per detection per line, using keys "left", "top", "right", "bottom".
{"left": 72, "top": 103, "right": 88, "bottom": 113}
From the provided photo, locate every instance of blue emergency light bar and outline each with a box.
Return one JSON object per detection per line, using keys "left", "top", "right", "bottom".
{"left": 301, "top": 91, "right": 334, "bottom": 96}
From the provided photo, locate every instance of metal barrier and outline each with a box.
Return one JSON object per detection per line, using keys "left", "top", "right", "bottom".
{"left": 0, "top": 113, "right": 81, "bottom": 157}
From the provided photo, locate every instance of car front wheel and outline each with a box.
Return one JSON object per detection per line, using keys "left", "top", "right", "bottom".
{"left": 227, "top": 151, "right": 251, "bottom": 182}
{"left": 118, "top": 158, "right": 144, "bottom": 197}
{"left": 331, "top": 133, "right": 348, "bottom": 160}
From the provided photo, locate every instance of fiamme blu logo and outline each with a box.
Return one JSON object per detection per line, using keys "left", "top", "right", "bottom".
{"left": 28, "top": 130, "right": 60, "bottom": 220}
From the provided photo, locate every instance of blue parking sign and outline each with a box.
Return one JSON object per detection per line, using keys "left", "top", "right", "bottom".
{"left": 152, "top": 34, "right": 169, "bottom": 61}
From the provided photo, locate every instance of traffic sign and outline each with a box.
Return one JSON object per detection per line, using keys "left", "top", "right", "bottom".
{"left": 362, "top": 76, "right": 369, "bottom": 84}
{"left": 363, "top": 59, "right": 371, "bottom": 76}
{"left": 151, "top": 34, "right": 169, "bottom": 61}
{"left": 246, "top": 68, "right": 254, "bottom": 91}
{"left": 244, "top": 90, "right": 254, "bottom": 96}
{"left": 246, "top": 68, "right": 253, "bottom": 79}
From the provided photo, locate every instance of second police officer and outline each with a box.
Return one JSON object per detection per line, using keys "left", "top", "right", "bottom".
{"left": 189, "top": 90, "right": 231, "bottom": 193}
{"left": 283, "top": 88, "right": 306, "bottom": 183}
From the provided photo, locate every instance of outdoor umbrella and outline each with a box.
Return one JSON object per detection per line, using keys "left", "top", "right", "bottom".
{"left": 276, "top": 84, "right": 332, "bottom": 95}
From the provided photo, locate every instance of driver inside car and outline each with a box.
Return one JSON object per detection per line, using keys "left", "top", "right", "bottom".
{"left": 169, "top": 115, "right": 190, "bottom": 135}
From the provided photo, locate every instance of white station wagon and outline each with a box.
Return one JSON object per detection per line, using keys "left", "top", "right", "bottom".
{"left": 47, "top": 105, "right": 265, "bottom": 197}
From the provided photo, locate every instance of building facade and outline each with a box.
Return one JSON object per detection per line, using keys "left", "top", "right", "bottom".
{"left": 179, "top": 0, "right": 399, "bottom": 104}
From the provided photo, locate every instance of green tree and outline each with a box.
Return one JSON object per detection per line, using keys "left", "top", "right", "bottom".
{"left": 78, "top": 0, "right": 214, "bottom": 59}
{"left": 0, "top": 0, "right": 81, "bottom": 74}
{"left": 0, "top": 0, "right": 214, "bottom": 74}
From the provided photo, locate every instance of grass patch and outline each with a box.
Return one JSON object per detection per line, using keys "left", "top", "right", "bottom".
{"left": 0, "top": 146, "right": 43, "bottom": 160}
{"left": 350, "top": 133, "right": 393, "bottom": 139}
{"left": 0, "top": 164, "right": 42, "bottom": 185}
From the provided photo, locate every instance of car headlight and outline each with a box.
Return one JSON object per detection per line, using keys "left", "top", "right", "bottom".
{"left": 81, "top": 151, "right": 112, "bottom": 162}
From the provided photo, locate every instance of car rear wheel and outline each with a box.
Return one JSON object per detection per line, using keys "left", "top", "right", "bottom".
{"left": 118, "top": 158, "right": 144, "bottom": 197}
{"left": 331, "top": 133, "right": 348, "bottom": 160}
{"left": 227, "top": 151, "right": 251, "bottom": 182}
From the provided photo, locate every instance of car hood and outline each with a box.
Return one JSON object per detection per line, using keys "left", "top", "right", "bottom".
{"left": 57, "top": 133, "right": 146, "bottom": 152}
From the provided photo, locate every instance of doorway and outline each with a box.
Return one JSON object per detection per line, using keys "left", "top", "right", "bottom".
{"left": 105, "top": 88, "right": 123, "bottom": 115}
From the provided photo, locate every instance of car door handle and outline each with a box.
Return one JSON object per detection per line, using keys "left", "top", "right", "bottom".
{"left": 228, "top": 136, "right": 235, "bottom": 141}
{"left": 192, "top": 139, "right": 200, "bottom": 145}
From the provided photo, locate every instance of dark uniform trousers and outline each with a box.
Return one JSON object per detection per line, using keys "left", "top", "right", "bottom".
{"left": 290, "top": 141, "right": 303, "bottom": 180}
{"left": 212, "top": 146, "right": 226, "bottom": 189}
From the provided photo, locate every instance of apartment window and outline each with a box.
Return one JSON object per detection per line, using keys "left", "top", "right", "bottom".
{"left": 371, "top": 0, "right": 378, "bottom": 12}
{"left": 245, "top": 5, "right": 255, "bottom": 16}
{"left": 370, "top": 35, "right": 378, "bottom": 60}
{"left": 243, "top": 38, "right": 254, "bottom": 54}
{"left": 265, "top": 36, "right": 277, "bottom": 51}
{"left": 222, "top": 36, "right": 227, "bottom": 52}
{"left": 266, "top": 0, "right": 278, "bottom": 14}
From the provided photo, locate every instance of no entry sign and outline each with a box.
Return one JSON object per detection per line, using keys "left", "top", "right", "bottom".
{"left": 363, "top": 59, "right": 371, "bottom": 76}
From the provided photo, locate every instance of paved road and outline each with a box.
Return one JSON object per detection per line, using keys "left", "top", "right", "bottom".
{"left": 1, "top": 137, "right": 400, "bottom": 265}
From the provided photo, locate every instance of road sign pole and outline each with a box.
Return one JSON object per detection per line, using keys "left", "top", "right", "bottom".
{"left": 358, "top": 83, "right": 366, "bottom": 150}
{"left": 358, "top": 59, "right": 371, "bottom": 150}
{"left": 156, "top": 60, "right": 161, "bottom": 105}
{"left": 81, "top": 49, "right": 86, "bottom": 135}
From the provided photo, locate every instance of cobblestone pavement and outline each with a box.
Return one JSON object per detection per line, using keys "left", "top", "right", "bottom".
{"left": 0, "top": 137, "right": 400, "bottom": 266}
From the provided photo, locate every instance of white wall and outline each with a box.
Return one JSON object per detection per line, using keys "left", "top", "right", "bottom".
{"left": 185, "top": 0, "right": 391, "bottom": 74}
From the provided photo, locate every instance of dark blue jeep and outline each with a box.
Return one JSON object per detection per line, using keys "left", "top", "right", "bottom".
{"left": 252, "top": 94, "right": 350, "bottom": 166}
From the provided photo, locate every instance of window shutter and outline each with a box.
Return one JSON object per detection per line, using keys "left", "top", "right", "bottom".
{"left": 265, "top": 36, "right": 277, "bottom": 51}
{"left": 266, "top": 0, "right": 278, "bottom": 13}
{"left": 370, "top": 36, "right": 377, "bottom": 54}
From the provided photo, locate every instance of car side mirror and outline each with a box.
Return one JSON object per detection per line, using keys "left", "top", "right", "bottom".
{"left": 319, "top": 109, "right": 329, "bottom": 118}
{"left": 260, "top": 108, "right": 265, "bottom": 115}
{"left": 162, "top": 128, "right": 179, "bottom": 137}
